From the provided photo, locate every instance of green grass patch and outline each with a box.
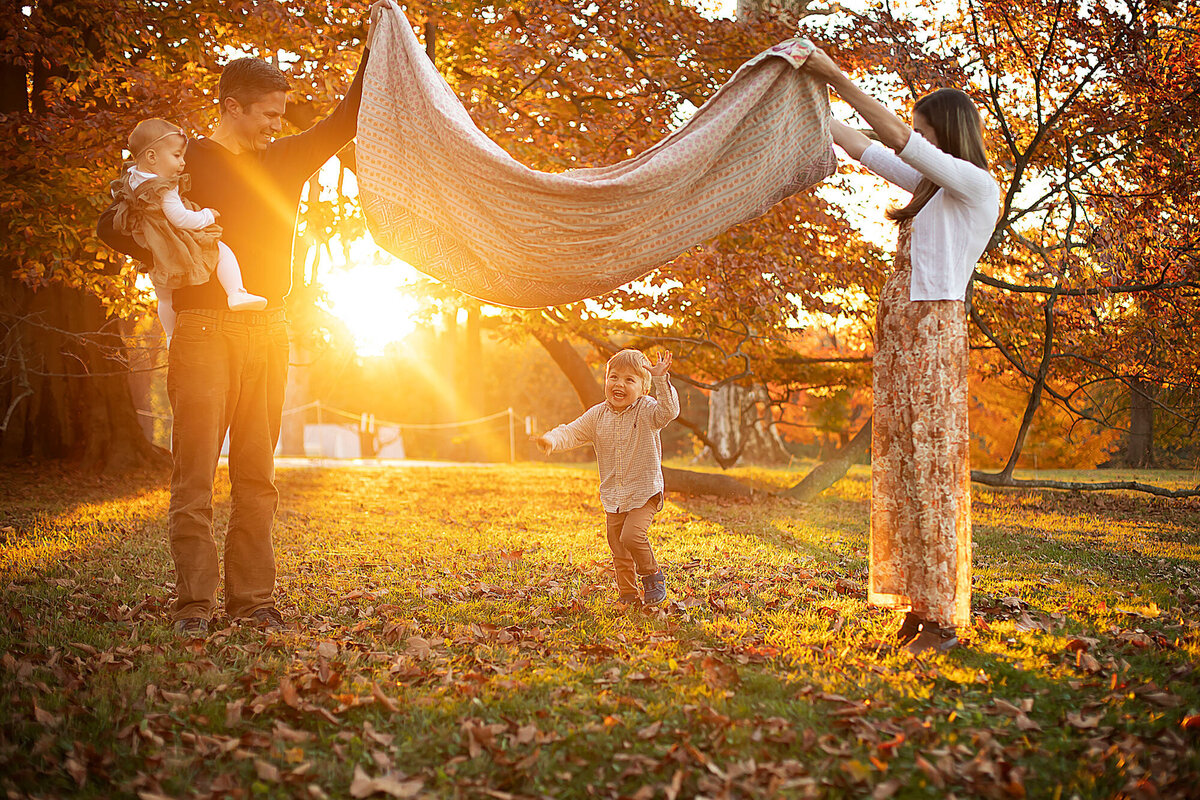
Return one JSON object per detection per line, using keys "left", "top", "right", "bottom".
{"left": 1, "top": 462, "right": 1198, "bottom": 798}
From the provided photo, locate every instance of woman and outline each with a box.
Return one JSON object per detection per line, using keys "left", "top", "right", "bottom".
{"left": 802, "top": 48, "right": 999, "bottom": 653}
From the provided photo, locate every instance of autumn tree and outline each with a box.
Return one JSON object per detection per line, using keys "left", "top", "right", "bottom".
{"left": 0, "top": 0, "right": 371, "bottom": 469}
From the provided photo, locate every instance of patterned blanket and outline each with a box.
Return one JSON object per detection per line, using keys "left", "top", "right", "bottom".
{"left": 356, "top": 4, "right": 836, "bottom": 308}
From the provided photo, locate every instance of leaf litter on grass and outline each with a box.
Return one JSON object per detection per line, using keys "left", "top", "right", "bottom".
{"left": 0, "top": 463, "right": 1198, "bottom": 798}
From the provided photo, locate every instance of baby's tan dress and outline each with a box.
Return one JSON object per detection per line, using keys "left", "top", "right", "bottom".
{"left": 109, "top": 171, "right": 222, "bottom": 289}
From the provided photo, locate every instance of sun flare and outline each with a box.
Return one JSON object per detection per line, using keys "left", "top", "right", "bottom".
{"left": 321, "top": 262, "right": 421, "bottom": 357}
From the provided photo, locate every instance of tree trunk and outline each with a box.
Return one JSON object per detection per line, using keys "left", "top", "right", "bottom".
{"left": 699, "top": 383, "right": 790, "bottom": 467}
{"left": 663, "top": 467, "right": 755, "bottom": 499}
{"left": 1126, "top": 377, "right": 1155, "bottom": 467}
{"left": 783, "top": 417, "right": 871, "bottom": 501}
{"left": 0, "top": 271, "right": 169, "bottom": 472}
{"left": 532, "top": 330, "right": 604, "bottom": 408}
{"left": 1, "top": 21, "right": 166, "bottom": 470}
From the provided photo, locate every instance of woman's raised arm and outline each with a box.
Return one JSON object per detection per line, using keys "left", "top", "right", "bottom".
{"left": 829, "top": 118, "right": 872, "bottom": 160}
{"left": 804, "top": 49, "right": 911, "bottom": 153}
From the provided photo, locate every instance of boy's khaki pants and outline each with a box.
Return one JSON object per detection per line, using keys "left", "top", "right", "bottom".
{"left": 605, "top": 495, "right": 661, "bottom": 597}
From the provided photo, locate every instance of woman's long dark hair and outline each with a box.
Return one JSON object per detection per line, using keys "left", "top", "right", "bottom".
{"left": 887, "top": 88, "right": 989, "bottom": 222}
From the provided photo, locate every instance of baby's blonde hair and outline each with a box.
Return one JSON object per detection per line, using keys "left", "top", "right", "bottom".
{"left": 606, "top": 349, "right": 651, "bottom": 393}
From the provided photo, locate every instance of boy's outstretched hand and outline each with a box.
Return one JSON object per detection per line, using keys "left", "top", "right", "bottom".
{"left": 648, "top": 351, "right": 672, "bottom": 377}
{"left": 530, "top": 434, "right": 552, "bottom": 455}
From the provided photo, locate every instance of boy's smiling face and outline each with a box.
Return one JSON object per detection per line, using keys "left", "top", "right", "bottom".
{"left": 605, "top": 366, "right": 645, "bottom": 411}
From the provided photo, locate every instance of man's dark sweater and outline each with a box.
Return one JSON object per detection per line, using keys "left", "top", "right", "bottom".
{"left": 98, "top": 53, "right": 368, "bottom": 310}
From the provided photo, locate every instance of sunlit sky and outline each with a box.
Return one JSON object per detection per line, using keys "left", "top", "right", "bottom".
{"left": 314, "top": 0, "right": 904, "bottom": 357}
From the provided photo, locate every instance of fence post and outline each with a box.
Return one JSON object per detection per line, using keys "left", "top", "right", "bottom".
{"left": 316, "top": 400, "right": 323, "bottom": 458}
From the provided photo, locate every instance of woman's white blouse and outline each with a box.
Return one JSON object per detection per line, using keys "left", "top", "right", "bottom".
{"left": 859, "top": 134, "right": 999, "bottom": 301}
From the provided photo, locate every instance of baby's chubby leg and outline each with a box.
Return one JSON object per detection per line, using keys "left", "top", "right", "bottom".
{"left": 152, "top": 280, "right": 176, "bottom": 339}
{"left": 214, "top": 242, "right": 267, "bottom": 312}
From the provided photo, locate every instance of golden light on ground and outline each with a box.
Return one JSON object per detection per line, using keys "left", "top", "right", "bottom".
{"left": 321, "top": 261, "right": 422, "bottom": 357}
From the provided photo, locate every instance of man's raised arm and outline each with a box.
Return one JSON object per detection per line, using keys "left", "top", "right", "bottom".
{"left": 270, "top": 48, "right": 371, "bottom": 183}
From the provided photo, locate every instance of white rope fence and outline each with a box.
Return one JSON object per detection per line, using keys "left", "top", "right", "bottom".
{"left": 138, "top": 401, "right": 519, "bottom": 461}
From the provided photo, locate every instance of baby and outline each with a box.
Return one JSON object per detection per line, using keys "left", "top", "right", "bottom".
{"left": 535, "top": 349, "right": 679, "bottom": 605}
{"left": 108, "top": 118, "right": 266, "bottom": 337}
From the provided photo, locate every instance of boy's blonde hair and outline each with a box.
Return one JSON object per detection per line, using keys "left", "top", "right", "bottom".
{"left": 606, "top": 349, "right": 651, "bottom": 393}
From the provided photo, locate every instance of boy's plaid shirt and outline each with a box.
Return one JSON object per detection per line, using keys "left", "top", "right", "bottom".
{"left": 543, "top": 377, "right": 679, "bottom": 513}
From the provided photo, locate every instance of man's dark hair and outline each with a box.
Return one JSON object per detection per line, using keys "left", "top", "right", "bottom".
{"left": 218, "top": 58, "right": 289, "bottom": 113}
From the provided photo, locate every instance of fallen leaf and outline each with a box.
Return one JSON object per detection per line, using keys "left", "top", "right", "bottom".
{"left": 700, "top": 656, "right": 740, "bottom": 689}
{"left": 872, "top": 778, "right": 902, "bottom": 799}
{"left": 255, "top": 759, "right": 280, "bottom": 782}
{"left": 1076, "top": 651, "right": 1102, "bottom": 674}
{"left": 1015, "top": 714, "right": 1042, "bottom": 732}
{"left": 1066, "top": 711, "right": 1102, "bottom": 729}
{"left": 226, "top": 699, "right": 245, "bottom": 727}
{"left": 64, "top": 756, "right": 86, "bottom": 788}
{"left": 280, "top": 677, "right": 300, "bottom": 709}
{"left": 840, "top": 759, "right": 871, "bottom": 783}
{"left": 1140, "top": 691, "right": 1183, "bottom": 708}
{"left": 993, "top": 698, "right": 1024, "bottom": 717}
{"left": 348, "top": 766, "right": 423, "bottom": 798}
{"left": 512, "top": 747, "right": 540, "bottom": 770}
{"left": 274, "top": 720, "right": 313, "bottom": 743}
{"left": 32, "top": 702, "right": 60, "bottom": 727}
{"left": 371, "top": 682, "right": 400, "bottom": 713}
{"left": 915, "top": 755, "right": 944, "bottom": 788}
{"left": 405, "top": 637, "right": 432, "bottom": 660}
{"left": 664, "top": 768, "right": 684, "bottom": 800}
{"left": 637, "top": 720, "right": 663, "bottom": 740}
{"left": 877, "top": 733, "right": 905, "bottom": 756}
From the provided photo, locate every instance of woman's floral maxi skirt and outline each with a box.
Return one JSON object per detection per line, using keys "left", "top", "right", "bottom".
{"left": 869, "top": 226, "right": 972, "bottom": 629}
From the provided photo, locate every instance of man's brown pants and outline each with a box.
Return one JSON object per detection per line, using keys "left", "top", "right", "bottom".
{"left": 166, "top": 309, "right": 289, "bottom": 622}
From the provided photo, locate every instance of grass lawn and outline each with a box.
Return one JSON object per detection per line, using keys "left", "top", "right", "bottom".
{"left": 1, "top": 461, "right": 1198, "bottom": 799}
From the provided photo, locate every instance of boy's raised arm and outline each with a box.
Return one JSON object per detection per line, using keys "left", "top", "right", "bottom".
{"left": 647, "top": 377, "right": 680, "bottom": 429}
{"left": 541, "top": 406, "right": 600, "bottom": 453}
{"left": 646, "top": 352, "right": 679, "bottom": 429}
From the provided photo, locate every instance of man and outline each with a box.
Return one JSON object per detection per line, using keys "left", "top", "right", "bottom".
{"left": 98, "top": 42, "right": 371, "bottom": 637}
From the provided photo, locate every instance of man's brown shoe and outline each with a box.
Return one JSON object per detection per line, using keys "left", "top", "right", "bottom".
{"left": 174, "top": 617, "right": 209, "bottom": 638}
{"left": 249, "top": 607, "right": 289, "bottom": 633}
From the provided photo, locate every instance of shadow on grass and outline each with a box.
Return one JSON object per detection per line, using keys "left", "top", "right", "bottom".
{"left": 3, "top": 464, "right": 1199, "bottom": 799}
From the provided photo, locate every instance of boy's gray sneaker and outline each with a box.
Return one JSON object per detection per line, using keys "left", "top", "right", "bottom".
{"left": 174, "top": 617, "right": 209, "bottom": 638}
{"left": 641, "top": 570, "right": 666, "bottom": 605}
